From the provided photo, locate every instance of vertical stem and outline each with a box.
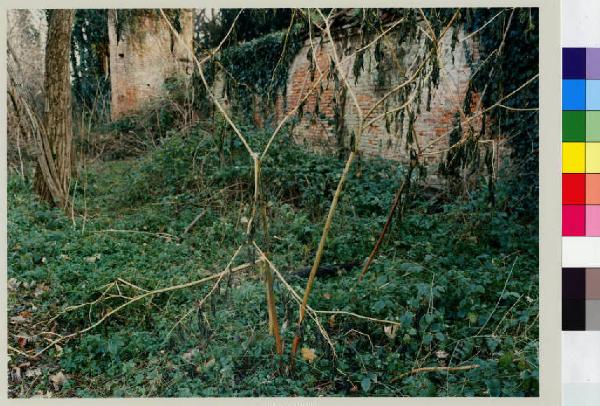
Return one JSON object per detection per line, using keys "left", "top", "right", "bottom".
{"left": 263, "top": 259, "right": 283, "bottom": 354}
{"left": 256, "top": 158, "right": 283, "bottom": 355}
{"left": 359, "top": 162, "right": 415, "bottom": 282}
{"left": 290, "top": 150, "right": 357, "bottom": 369}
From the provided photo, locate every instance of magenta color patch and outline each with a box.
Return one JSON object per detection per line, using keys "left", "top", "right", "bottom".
{"left": 587, "top": 48, "right": 600, "bottom": 79}
{"left": 587, "top": 206, "right": 600, "bottom": 236}
{"left": 563, "top": 205, "right": 586, "bottom": 236}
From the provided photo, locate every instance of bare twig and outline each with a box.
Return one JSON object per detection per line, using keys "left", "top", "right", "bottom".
{"left": 315, "top": 8, "right": 362, "bottom": 122}
{"left": 314, "top": 310, "right": 401, "bottom": 327}
{"left": 92, "top": 228, "right": 179, "bottom": 241}
{"left": 420, "top": 73, "right": 539, "bottom": 156}
{"left": 255, "top": 243, "right": 336, "bottom": 357}
{"left": 181, "top": 209, "right": 206, "bottom": 236}
{"left": 166, "top": 245, "right": 244, "bottom": 338}
{"left": 461, "top": 9, "right": 506, "bottom": 43}
{"left": 160, "top": 9, "right": 254, "bottom": 157}
{"left": 291, "top": 150, "right": 357, "bottom": 367}
{"left": 8, "top": 345, "right": 31, "bottom": 358}
{"left": 475, "top": 257, "right": 519, "bottom": 337}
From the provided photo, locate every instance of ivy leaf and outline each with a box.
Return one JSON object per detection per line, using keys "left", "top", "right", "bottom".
{"left": 485, "top": 378, "right": 501, "bottom": 397}
{"left": 373, "top": 299, "right": 386, "bottom": 312}
{"left": 361, "top": 377, "right": 371, "bottom": 393}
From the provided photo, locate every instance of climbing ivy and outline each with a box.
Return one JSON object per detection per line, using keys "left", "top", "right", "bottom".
{"left": 190, "top": 7, "right": 538, "bottom": 214}
{"left": 70, "top": 9, "right": 110, "bottom": 121}
{"left": 216, "top": 23, "right": 306, "bottom": 123}
{"left": 344, "top": 8, "right": 455, "bottom": 158}
{"left": 343, "top": 8, "right": 538, "bottom": 215}
{"left": 200, "top": 9, "right": 295, "bottom": 48}
{"left": 440, "top": 8, "right": 539, "bottom": 215}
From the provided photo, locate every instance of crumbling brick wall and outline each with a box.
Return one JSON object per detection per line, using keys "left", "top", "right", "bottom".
{"left": 107, "top": 10, "right": 194, "bottom": 120}
{"left": 210, "top": 24, "right": 490, "bottom": 179}
{"left": 285, "top": 27, "right": 481, "bottom": 167}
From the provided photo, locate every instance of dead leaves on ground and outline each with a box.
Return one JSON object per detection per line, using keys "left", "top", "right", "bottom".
{"left": 383, "top": 324, "right": 399, "bottom": 340}
{"left": 8, "top": 277, "right": 21, "bottom": 291}
{"left": 181, "top": 348, "right": 216, "bottom": 374}
{"left": 15, "top": 333, "right": 31, "bottom": 350}
{"left": 49, "top": 371, "right": 68, "bottom": 390}
{"left": 34, "top": 283, "right": 50, "bottom": 297}
{"left": 301, "top": 347, "right": 317, "bottom": 363}
{"left": 9, "top": 361, "right": 67, "bottom": 398}
{"left": 84, "top": 253, "right": 101, "bottom": 263}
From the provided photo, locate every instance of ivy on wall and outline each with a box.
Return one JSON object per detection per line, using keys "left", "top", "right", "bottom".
{"left": 215, "top": 24, "right": 306, "bottom": 123}
{"left": 338, "top": 8, "right": 538, "bottom": 213}
{"left": 343, "top": 9, "right": 456, "bottom": 160}
{"left": 69, "top": 7, "right": 536, "bottom": 216}
{"left": 70, "top": 9, "right": 110, "bottom": 121}
{"left": 440, "top": 8, "right": 539, "bottom": 214}
{"left": 68, "top": 9, "right": 186, "bottom": 124}
{"left": 201, "top": 9, "right": 295, "bottom": 48}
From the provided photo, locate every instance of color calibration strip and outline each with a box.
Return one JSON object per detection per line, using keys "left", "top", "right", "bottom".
{"left": 561, "top": 49, "right": 600, "bottom": 329}
{"left": 562, "top": 48, "right": 600, "bottom": 237}
{"left": 562, "top": 3, "right": 600, "bottom": 405}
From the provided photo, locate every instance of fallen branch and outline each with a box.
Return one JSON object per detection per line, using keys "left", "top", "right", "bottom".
{"left": 92, "top": 229, "right": 180, "bottom": 242}
{"left": 22, "top": 261, "right": 256, "bottom": 359}
{"left": 314, "top": 310, "right": 401, "bottom": 327}
{"left": 8, "top": 345, "right": 30, "bottom": 358}
{"left": 181, "top": 209, "right": 206, "bottom": 236}
{"left": 166, "top": 245, "right": 244, "bottom": 339}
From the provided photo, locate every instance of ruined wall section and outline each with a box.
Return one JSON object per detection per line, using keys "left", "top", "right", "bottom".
{"left": 285, "top": 27, "right": 481, "bottom": 166}
{"left": 108, "top": 10, "right": 194, "bottom": 120}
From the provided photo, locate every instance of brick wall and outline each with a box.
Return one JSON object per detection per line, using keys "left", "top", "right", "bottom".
{"left": 285, "top": 27, "right": 481, "bottom": 167}
{"left": 209, "top": 25, "right": 490, "bottom": 178}
{"left": 107, "top": 10, "right": 194, "bottom": 120}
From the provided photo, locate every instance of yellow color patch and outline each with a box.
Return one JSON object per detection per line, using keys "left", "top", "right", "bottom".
{"left": 587, "top": 143, "right": 600, "bottom": 173}
{"left": 563, "top": 142, "right": 586, "bottom": 173}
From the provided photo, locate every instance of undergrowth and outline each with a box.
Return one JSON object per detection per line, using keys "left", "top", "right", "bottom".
{"left": 8, "top": 125, "right": 538, "bottom": 397}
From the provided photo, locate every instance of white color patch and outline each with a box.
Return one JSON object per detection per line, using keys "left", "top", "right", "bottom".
{"left": 563, "top": 332, "right": 600, "bottom": 383}
{"left": 562, "top": 0, "right": 600, "bottom": 47}
{"left": 562, "top": 237, "right": 600, "bottom": 267}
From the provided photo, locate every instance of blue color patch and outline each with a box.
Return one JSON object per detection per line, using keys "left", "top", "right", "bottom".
{"left": 588, "top": 80, "right": 600, "bottom": 110}
{"left": 563, "top": 79, "right": 586, "bottom": 110}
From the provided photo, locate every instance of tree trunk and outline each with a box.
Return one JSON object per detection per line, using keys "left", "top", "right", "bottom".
{"left": 34, "top": 9, "right": 74, "bottom": 209}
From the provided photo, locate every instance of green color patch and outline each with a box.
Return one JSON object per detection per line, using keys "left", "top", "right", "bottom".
{"left": 587, "top": 111, "right": 600, "bottom": 142}
{"left": 563, "top": 111, "right": 586, "bottom": 142}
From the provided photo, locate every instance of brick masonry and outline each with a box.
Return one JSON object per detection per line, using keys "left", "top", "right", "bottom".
{"left": 107, "top": 10, "right": 194, "bottom": 120}
{"left": 284, "top": 27, "right": 482, "bottom": 166}
{"left": 211, "top": 25, "right": 486, "bottom": 174}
